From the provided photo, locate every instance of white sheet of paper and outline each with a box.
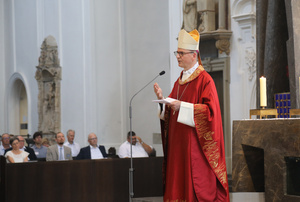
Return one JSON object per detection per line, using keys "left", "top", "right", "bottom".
{"left": 152, "top": 97, "right": 177, "bottom": 104}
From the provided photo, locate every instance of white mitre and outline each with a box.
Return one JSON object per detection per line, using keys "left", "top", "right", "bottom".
{"left": 177, "top": 29, "right": 200, "bottom": 50}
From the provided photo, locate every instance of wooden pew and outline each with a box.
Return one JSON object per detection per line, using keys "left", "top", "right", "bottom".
{"left": 0, "top": 156, "right": 163, "bottom": 202}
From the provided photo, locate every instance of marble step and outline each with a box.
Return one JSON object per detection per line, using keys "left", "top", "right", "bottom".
{"left": 132, "top": 192, "right": 265, "bottom": 202}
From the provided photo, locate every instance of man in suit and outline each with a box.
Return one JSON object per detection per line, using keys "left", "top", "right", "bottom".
{"left": 46, "top": 132, "right": 72, "bottom": 161}
{"left": 76, "top": 133, "right": 107, "bottom": 160}
{"left": 5, "top": 135, "right": 37, "bottom": 161}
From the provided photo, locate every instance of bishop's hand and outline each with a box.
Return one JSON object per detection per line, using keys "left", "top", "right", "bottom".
{"left": 167, "top": 100, "right": 181, "bottom": 112}
{"left": 153, "top": 83, "right": 163, "bottom": 100}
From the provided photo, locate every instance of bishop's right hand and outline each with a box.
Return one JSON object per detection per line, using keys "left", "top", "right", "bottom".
{"left": 153, "top": 83, "right": 163, "bottom": 100}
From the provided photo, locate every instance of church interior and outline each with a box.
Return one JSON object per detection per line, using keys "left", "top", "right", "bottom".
{"left": 1, "top": 0, "right": 300, "bottom": 201}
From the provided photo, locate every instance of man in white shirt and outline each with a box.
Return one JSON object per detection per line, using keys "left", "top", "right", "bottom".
{"left": 76, "top": 133, "right": 107, "bottom": 160}
{"left": 0, "top": 133, "right": 10, "bottom": 155}
{"left": 64, "top": 129, "right": 80, "bottom": 158}
{"left": 118, "top": 131, "right": 153, "bottom": 158}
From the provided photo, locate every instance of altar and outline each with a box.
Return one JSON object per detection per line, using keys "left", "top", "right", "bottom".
{"left": 232, "top": 118, "right": 300, "bottom": 201}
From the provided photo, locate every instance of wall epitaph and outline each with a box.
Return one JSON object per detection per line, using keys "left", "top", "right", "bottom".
{"left": 35, "top": 36, "right": 61, "bottom": 135}
{"left": 182, "top": 0, "right": 232, "bottom": 55}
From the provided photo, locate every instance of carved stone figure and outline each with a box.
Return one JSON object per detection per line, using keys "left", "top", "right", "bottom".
{"left": 216, "top": 39, "right": 230, "bottom": 55}
{"left": 38, "top": 36, "right": 60, "bottom": 68}
{"left": 182, "top": 0, "right": 198, "bottom": 32}
{"left": 35, "top": 36, "right": 61, "bottom": 135}
{"left": 182, "top": 0, "right": 216, "bottom": 33}
{"left": 41, "top": 82, "right": 55, "bottom": 132}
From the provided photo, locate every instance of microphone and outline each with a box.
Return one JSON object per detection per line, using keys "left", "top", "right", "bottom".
{"left": 159, "top": 70, "right": 165, "bottom": 76}
{"left": 129, "top": 70, "right": 166, "bottom": 107}
{"left": 128, "top": 70, "right": 165, "bottom": 201}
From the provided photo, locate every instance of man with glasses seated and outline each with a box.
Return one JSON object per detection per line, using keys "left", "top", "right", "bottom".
{"left": 76, "top": 133, "right": 107, "bottom": 160}
{"left": 0, "top": 133, "right": 11, "bottom": 156}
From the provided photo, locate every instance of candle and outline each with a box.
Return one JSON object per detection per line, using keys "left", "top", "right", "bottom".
{"left": 260, "top": 76, "right": 267, "bottom": 107}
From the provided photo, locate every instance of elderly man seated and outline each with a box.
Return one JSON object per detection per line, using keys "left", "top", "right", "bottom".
{"left": 0, "top": 133, "right": 10, "bottom": 155}
{"left": 76, "top": 133, "right": 107, "bottom": 160}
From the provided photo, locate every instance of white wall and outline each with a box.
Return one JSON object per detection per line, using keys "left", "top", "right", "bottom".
{"left": 230, "top": 0, "right": 256, "bottom": 121}
{"left": 59, "top": 0, "right": 91, "bottom": 148}
{"left": 122, "top": 0, "right": 171, "bottom": 155}
{"left": 1, "top": 0, "right": 91, "bottom": 145}
{"left": 3, "top": 0, "right": 40, "bottom": 134}
{"left": 169, "top": 0, "right": 184, "bottom": 85}
{"left": 1, "top": 0, "right": 243, "bottom": 160}
{"left": 90, "top": 0, "right": 171, "bottom": 155}
{"left": 0, "top": 0, "right": 5, "bottom": 134}
{"left": 1, "top": 0, "right": 173, "bottom": 156}
{"left": 229, "top": 0, "right": 256, "bottom": 172}
{"left": 91, "top": 0, "right": 124, "bottom": 148}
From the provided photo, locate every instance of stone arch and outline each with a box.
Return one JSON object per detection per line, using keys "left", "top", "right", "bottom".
{"left": 232, "top": 0, "right": 255, "bottom": 16}
{"left": 6, "top": 72, "right": 31, "bottom": 135}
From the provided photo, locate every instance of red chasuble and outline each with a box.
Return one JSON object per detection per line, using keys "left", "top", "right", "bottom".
{"left": 160, "top": 66, "right": 229, "bottom": 202}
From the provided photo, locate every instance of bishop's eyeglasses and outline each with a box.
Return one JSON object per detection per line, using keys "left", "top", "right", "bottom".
{"left": 173, "top": 51, "right": 195, "bottom": 57}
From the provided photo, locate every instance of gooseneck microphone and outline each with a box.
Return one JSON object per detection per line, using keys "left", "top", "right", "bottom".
{"left": 159, "top": 70, "right": 165, "bottom": 76}
{"left": 128, "top": 70, "right": 165, "bottom": 201}
{"left": 129, "top": 70, "right": 165, "bottom": 107}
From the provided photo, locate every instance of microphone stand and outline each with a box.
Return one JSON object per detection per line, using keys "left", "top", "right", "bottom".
{"left": 128, "top": 71, "right": 165, "bottom": 202}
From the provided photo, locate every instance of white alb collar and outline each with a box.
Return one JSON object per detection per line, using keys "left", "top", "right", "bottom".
{"left": 182, "top": 62, "right": 199, "bottom": 81}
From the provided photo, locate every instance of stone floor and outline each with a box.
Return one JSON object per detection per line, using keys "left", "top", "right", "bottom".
{"left": 132, "top": 175, "right": 266, "bottom": 202}
{"left": 133, "top": 193, "right": 265, "bottom": 202}
{"left": 132, "top": 197, "right": 163, "bottom": 202}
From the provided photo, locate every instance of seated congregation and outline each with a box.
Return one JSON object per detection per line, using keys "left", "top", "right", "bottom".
{"left": 0, "top": 130, "right": 155, "bottom": 163}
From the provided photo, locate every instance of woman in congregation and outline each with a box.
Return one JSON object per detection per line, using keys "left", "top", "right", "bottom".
{"left": 41, "top": 137, "right": 50, "bottom": 147}
{"left": 5, "top": 137, "right": 29, "bottom": 163}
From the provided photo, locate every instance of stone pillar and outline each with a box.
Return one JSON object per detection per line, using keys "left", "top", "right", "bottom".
{"left": 35, "top": 36, "right": 62, "bottom": 142}
{"left": 256, "top": 0, "right": 289, "bottom": 109}
{"left": 285, "top": 0, "right": 300, "bottom": 109}
{"left": 197, "top": 0, "right": 215, "bottom": 32}
{"left": 218, "top": 0, "right": 226, "bottom": 30}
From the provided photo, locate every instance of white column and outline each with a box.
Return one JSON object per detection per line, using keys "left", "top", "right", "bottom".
{"left": 169, "top": 0, "right": 183, "bottom": 85}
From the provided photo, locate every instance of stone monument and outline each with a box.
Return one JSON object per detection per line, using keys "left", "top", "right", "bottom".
{"left": 197, "top": 0, "right": 215, "bottom": 33}
{"left": 182, "top": 0, "right": 198, "bottom": 32}
{"left": 181, "top": 0, "right": 216, "bottom": 33}
{"left": 181, "top": 0, "right": 232, "bottom": 56}
{"left": 35, "top": 36, "right": 61, "bottom": 141}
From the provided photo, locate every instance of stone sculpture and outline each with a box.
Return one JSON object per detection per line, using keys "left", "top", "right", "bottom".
{"left": 35, "top": 36, "right": 61, "bottom": 136}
